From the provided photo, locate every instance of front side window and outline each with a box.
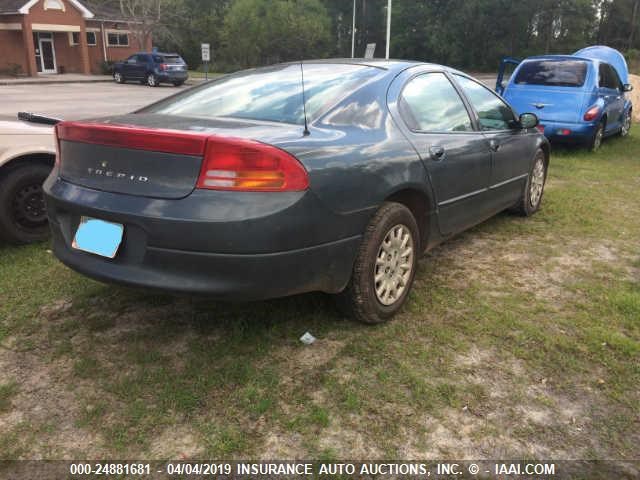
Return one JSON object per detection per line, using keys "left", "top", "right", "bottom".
{"left": 455, "top": 75, "right": 516, "bottom": 131}
{"left": 399, "top": 72, "right": 473, "bottom": 132}
{"left": 514, "top": 60, "right": 588, "bottom": 87}
{"left": 143, "top": 64, "right": 381, "bottom": 125}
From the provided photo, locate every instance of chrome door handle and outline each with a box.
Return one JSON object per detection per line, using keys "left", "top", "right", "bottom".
{"left": 429, "top": 145, "right": 445, "bottom": 161}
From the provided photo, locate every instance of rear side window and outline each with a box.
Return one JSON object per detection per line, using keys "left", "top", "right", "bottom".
{"left": 399, "top": 73, "right": 472, "bottom": 132}
{"left": 514, "top": 60, "right": 588, "bottom": 87}
{"left": 599, "top": 63, "right": 622, "bottom": 90}
{"left": 455, "top": 75, "right": 516, "bottom": 131}
{"left": 154, "top": 54, "right": 184, "bottom": 64}
{"left": 144, "top": 64, "right": 380, "bottom": 125}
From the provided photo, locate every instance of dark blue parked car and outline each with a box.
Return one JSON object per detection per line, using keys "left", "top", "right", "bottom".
{"left": 113, "top": 52, "right": 188, "bottom": 87}
{"left": 45, "top": 60, "right": 548, "bottom": 324}
{"left": 497, "top": 46, "right": 633, "bottom": 151}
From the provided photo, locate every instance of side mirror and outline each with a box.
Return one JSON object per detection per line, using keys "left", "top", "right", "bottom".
{"left": 623, "top": 83, "right": 634, "bottom": 92}
{"left": 519, "top": 112, "right": 539, "bottom": 129}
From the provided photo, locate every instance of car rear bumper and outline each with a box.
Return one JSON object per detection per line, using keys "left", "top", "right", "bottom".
{"left": 156, "top": 71, "right": 188, "bottom": 82}
{"left": 43, "top": 173, "right": 365, "bottom": 299}
{"left": 539, "top": 121, "right": 596, "bottom": 143}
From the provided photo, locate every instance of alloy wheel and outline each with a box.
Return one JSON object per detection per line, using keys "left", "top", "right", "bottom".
{"left": 114, "top": 72, "right": 122, "bottom": 83}
{"left": 529, "top": 156, "right": 545, "bottom": 209}
{"left": 147, "top": 74, "right": 156, "bottom": 87}
{"left": 592, "top": 124, "right": 603, "bottom": 151}
{"left": 374, "top": 224, "right": 414, "bottom": 306}
{"left": 621, "top": 111, "right": 631, "bottom": 137}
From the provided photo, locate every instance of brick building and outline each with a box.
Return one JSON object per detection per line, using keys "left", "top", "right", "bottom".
{"left": 0, "top": 0, "right": 152, "bottom": 76}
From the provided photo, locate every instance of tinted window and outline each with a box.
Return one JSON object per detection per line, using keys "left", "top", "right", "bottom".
{"left": 514, "top": 60, "right": 588, "bottom": 87}
{"left": 399, "top": 73, "right": 472, "bottom": 132}
{"left": 455, "top": 75, "right": 516, "bottom": 131}
{"left": 599, "top": 63, "right": 622, "bottom": 90}
{"left": 144, "top": 64, "right": 380, "bottom": 125}
{"left": 153, "top": 54, "right": 185, "bottom": 64}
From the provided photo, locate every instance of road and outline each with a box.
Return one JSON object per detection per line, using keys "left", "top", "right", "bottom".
{"left": 0, "top": 82, "right": 188, "bottom": 122}
{"left": 0, "top": 73, "right": 499, "bottom": 123}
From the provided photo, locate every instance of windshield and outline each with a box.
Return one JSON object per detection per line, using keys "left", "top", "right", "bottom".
{"left": 142, "top": 64, "right": 381, "bottom": 125}
{"left": 514, "top": 60, "right": 588, "bottom": 87}
{"left": 154, "top": 55, "right": 184, "bottom": 64}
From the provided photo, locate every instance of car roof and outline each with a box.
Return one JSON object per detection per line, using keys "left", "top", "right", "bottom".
{"left": 285, "top": 58, "right": 468, "bottom": 76}
{"left": 520, "top": 54, "right": 594, "bottom": 63}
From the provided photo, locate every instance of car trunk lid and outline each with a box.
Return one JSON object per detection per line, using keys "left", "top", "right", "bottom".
{"left": 56, "top": 114, "right": 310, "bottom": 199}
{"left": 503, "top": 85, "right": 587, "bottom": 123}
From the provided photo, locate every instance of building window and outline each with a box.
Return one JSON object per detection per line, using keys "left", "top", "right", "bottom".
{"left": 86, "top": 31, "right": 97, "bottom": 46}
{"left": 69, "top": 31, "right": 80, "bottom": 45}
{"left": 44, "top": 0, "right": 65, "bottom": 10}
{"left": 107, "top": 32, "right": 129, "bottom": 47}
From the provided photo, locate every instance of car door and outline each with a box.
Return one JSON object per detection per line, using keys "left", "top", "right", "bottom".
{"left": 122, "top": 55, "right": 139, "bottom": 78}
{"left": 394, "top": 71, "right": 493, "bottom": 235}
{"left": 599, "top": 63, "right": 624, "bottom": 133}
{"left": 453, "top": 74, "right": 532, "bottom": 210}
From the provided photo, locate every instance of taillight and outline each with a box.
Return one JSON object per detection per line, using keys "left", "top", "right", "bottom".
{"left": 54, "top": 121, "right": 309, "bottom": 192}
{"left": 55, "top": 121, "right": 207, "bottom": 156}
{"left": 584, "top": 106, "right": 600, "bottom": 121}
{"left": 54, "top": 123, "right": 61, "bottom": 166}
{"left": 536, "top": 125, "right": 545, "bottom": 134}
{"left": 197, "top": 137, "right": 308, "bottom": 192}
{"left": 160, "top": 63, "right": 168, "bottom": 71}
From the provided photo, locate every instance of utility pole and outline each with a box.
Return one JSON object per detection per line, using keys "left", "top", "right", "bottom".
{"left": 385, "top": 0, "right": 392, "bottom": 59}
{"left": 351, "top": 0, "right": 356, "bottom": 58}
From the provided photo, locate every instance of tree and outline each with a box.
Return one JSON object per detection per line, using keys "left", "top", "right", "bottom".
{"left": 221, "top": 0, "right": 332, "bottom": 68}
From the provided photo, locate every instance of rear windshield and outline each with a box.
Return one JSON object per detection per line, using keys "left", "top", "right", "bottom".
{"left": 142, "top": 64, "right": 381, "bottom": 125}
{"left": 153, "top": 55, "right": 184, "bottom": 64}
{"left": 514, "top": 60, "right": 588, "bottom": 87}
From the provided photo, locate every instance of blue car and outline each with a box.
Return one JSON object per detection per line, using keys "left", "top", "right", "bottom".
{"left": 496, "top": 46, "right": 633, "bottom": 151}
{"left": 113, "top": 52, "right": 188, "bottom": 87}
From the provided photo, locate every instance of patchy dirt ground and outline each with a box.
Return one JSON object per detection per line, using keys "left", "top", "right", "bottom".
{"left": 1, "top": 133, "right": 639, "bottom": 467}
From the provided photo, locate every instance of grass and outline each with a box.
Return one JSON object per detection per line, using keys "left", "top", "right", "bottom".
{"left": 0, "top": 127, "right": 639, "bottom": 461}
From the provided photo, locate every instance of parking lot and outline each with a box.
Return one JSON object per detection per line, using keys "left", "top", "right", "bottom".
{"left": 0, "top": 81, "right": 639, "bottom": 468}
{"left": 0, "top": 81, "right": 188, "bottom": 122}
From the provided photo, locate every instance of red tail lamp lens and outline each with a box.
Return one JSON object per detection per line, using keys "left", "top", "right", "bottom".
{"left": 197, "top": 137, "right": 309, "bottom": 192}
{"left": 536, "top": 125, "right": 545, "bottom": 134}
{"left": 583, "top": 106, "right": 600, "bottom": 122}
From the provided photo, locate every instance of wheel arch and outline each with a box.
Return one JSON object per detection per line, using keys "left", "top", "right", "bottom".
{"left": 384, "top": 187, "right": 432, "bottom": 251}
{"left": 0, "top": 152, "right": 55, "bottom": 178}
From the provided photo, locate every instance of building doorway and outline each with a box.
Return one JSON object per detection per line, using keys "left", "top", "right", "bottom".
{"left": 34, "top": 32, "right": 57, "bottom": 73}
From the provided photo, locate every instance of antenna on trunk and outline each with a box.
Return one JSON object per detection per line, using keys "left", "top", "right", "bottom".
{"left": 300, "top": 62, "right": 310, "bottom": 136}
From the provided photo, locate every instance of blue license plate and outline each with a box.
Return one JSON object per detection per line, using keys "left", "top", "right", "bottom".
{"left": 72, "top": 217, "right": 124, "bottom": 258}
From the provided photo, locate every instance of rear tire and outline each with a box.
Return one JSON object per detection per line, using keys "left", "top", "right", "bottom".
{"left": 0, "top": 163, "right": 51, "bottom": 244}
{"left": 511, "top": 149, "right": 547, "bottom": 217}
{"left": 589, "top": 120, "right": 605, "bottom": 151}
{"left": 337, "top": 202, "right": 419, "bottom": 324}
{"left": 146, "top": 73, "right": 158, "bottom": 87}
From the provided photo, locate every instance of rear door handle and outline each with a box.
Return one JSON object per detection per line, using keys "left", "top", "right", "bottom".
{"left": 429, "top": 145, "right": 445, "bottom": 161}
{"left": 489, "top": 139, "right": 500, "bottom": 152}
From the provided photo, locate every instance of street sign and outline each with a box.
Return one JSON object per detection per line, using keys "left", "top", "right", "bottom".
{"left": 364, "top": 43, "right": 376, "bottom": 59}
{"left": 201, "top": 43, "right": 210, "bottom": 62}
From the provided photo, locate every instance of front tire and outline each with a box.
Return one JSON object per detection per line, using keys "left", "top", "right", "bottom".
{"left": 512, "top": 149, "right": 547, "bottom": 217}
{"left": 0, "top": 163, "right": 51, "bottom": 244}
{"left": 620, "top": 109, "right": 632, "bottom": 137}
{"left": 337, "top": 202, "right": 419, "bottom": 324}
{"left": 113, "top": 72, "right": 124, "bottom": 84}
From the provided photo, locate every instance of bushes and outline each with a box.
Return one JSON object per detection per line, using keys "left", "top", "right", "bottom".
{"left": 0, "top": 63, "right": 23, "bottom": 77}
